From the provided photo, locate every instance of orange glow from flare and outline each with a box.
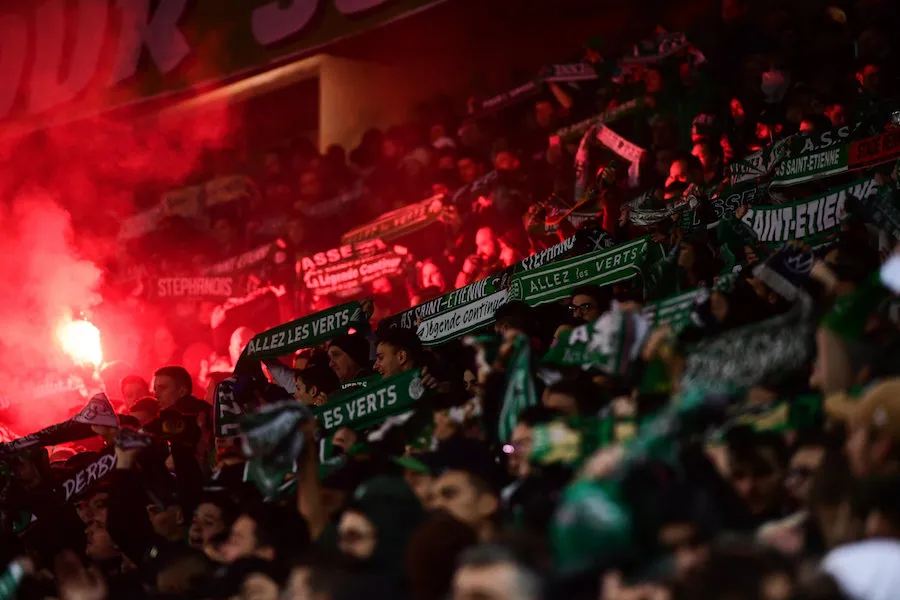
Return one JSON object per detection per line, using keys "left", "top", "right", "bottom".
{"left": 56, "top": 318, "right": 103, "bottom": 368}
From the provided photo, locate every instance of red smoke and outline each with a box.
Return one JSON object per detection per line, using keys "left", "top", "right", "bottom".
{"left": 0, "top": 101, "right": 236, "bottom": 433}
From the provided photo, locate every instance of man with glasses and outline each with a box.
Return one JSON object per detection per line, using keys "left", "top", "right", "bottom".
{"left": 568, "top": 284, "right": 610, "bottom": 322}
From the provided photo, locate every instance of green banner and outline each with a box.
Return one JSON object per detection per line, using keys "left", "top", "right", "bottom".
{"left": 642, "top": 288, "right": 705, "bottom": 331}
{"left": 498, "top": 334, "right": 538, "bottom": 442}
{"left": 2, "top": 0, "right": 447, "bottom": 126}
{"left": 244, "top": 301, "right": 364, "bottom": 359}
{"left": 508, "top": 237, "right": 655, "bottom": 307}
{"left": 314, "top": 368, "right": 426, "bottom": 433}
{"left": 340, "top": 194, "right": 446, "bottom": 245}
{"left": 553, "top": 97, "right": 642, "bottom": 144}
{"left": 542, "top": 309, "right": 645, "bottom": 377}
{"left": 728, "top": 123, "right": 900, "bottom": 189}
{"left": 382, "top": 272, "right": 510, "bottom": 347}
{"left": 740, "top": 177, "right": 876, "bottom": 246}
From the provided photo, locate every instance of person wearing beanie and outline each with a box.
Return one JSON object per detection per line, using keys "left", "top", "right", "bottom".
{"left": 337, "top": 476, "right": 425, "bottom": 590}
{"left": 327, "top": 333, "right": 375, "bottom": 384}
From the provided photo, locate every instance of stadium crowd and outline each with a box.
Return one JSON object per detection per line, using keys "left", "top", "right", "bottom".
{"left": 2, "top": 0, "right": 900, "bottom": 599}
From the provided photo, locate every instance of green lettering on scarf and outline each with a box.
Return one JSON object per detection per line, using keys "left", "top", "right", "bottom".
{"left": 244, "top": 301, "right": 364, "bottom": 359}
{"left": 314, "top": 368, "right": 426, "bottom": 434}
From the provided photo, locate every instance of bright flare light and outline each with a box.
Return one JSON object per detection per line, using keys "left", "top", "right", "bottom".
{"left": 56, "top": 318, "right": 103, "bottom": 368}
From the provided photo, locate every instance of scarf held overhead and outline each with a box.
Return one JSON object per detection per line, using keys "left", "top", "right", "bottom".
{"left": 508, "top": 236, "right": 655, "bottom": 307}
{"left": 314, "top": 368, "right": 427, "bottom": 434}
{"left": 243, "top": 300, "right": 364, "bottom": 360}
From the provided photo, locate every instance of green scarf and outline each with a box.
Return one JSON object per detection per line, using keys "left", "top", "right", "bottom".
{"left": 681, "top": 273, "right": 814, "bottom": 390}
{"left": 642, "top": 288, "right": 707, "bottom": 333}
{"left": 498, "top": 334, "right": 539, "bottom": 442}
{"left": 340, "top": 194, "right": 447, "bottom": 245}
{"left": 240, "top": 400, "right": 312, "bottom": 499}
{"left": 508, "top": 236, "right": 658, "bottom": 306}
{"left": 543, "top": 307, "right": 649, "bottom": 378}
{"left": 314, "top": 368, "right": 427, "bottom": 434}
{"left": 740, "top": 176, "right": 876, "bottom": 247}
{"left": 243, "top": 301, "right": 365, "bottom": 359}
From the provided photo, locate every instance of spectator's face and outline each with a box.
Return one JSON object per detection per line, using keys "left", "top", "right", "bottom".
{"left": 122, "top": 381, "right": 149, "bottom": 408}
{"left": 148, "top": 504, "right": 185, "bottom": 541}
{"left": 452, "top": 562, "right": 520, "bottom": 600}
{"left": 213, "top": 218, "right": 234, "bottom": 246}
{"left": 189, "top": 502, "right": 226, "bottom": 549}
{"left": 644, "top": 69, "right": 664, "bottom": 94}
{"left": 677, "top": 243, "right": 696, "bottom": 269}
{"left": 463, "top": 369, "right": 481, "bottom": 398}
{"left": 294, "top": 378, "right": 323, "bottom": 407}
{"left": 691, "top": 143, "right": 715, "bottom": 172}
{"left": 845, "top": 423, "right": 889, "bottom": 478}
{"left": 728, "top": 450, "right": 784, "bottom": 516}
{"left": 799, "top": 119, "right": 816, "bottom": 134}
{"left": 665, "top": 160, "right": 690, "bottom": 188}
{"left": 154, "top": 327, "right": 177, "bottom": 363}
{"left": 720, "top": 134, "right": 736, "bottom": 164}
{"left": 730, "top": 98, "right": 745, "bottom": 124}
{"left": 287, "top": 219, "right": 306, "bottom": 245}
{"left": 825, "top": 104, "right": 846, "bottom": 127}
{"left": 542, "top": 389, "right": 578, "bottom": 416}
{"left": 222, "top": 515, "right": 265, "bottom": 563}
{"left": 264, "top": 153, "right": 281, "bottom": 176}
{"left": 507, "top": 423, "right": 532, "bottom": 478}
{"left": 132, "top": 409, "right": 155, "bottom": 426}
{"left": 475, "top": 228, "right": 498, "bottom": 261}
{"left": 438, "top": 154, "right": 456, "bottom": 170}
{"left": 535, "top": 100, "right": 554, "bottom": 128}
{"left": 430, "top": 123, "right": 447, "bottom": 142}
{"left": 431, "top": 471, "right": 497, "bottom": 528}
{"left": 328, "top": 346, "right": 359, "bottom": 383}
{"left": 570, "top": 293, "right": 601, "bottom": 322}
{"left": 153, "top": 375, "right": 185, "bottom": 409}
{"left": 493, "top": 151, "right": 518, "bottom": 172}
{"left": 11, "top": 457, "right": 41, "bottom": 490}
{"left": 299, "top": 171, "right": 322, "bottom": 196}
{"left": 433, "top": 410, "right": 458, "bottom": 441}
{"left": 332, "top": 427, "right": 358, "bottom": 453}
{"left": 242, "top": 573, "right": 280, "bottom": 600}
{"left": 85, "top": 519, "right": 119, "bottom": 560}
{"left": 405, "top": 470, "right": 435, "bottom": 508}
{"left": 785, "top": 445, "right": 824, "bottom": 505}
{"left": 338, "top": 510, "right": 377, "bottom": 560}
{"left": 78, "top": 492, "right": 109, "bottom": 524}
{"left": 374, "top": 342, "right": 406, "bottom": 378}
{"left": 287, "top": 567, "right": 312, "bottom": 600}
{"left": 710, "top": 291, "right": 729, "bottom": 323}
{"left": 659, "top": 522, "right": 709, "bottom": 582}
{"left": 421, "top": 262, "right": 445, "bottom": 291}
{"left": 857, "top": 64, "right": 880, "bottom": 95}
{"left": 383, "top": 138, "right": 403, "bottom": 160}
{"left": 458, "top": 158, "right": 479, "bottom": 183}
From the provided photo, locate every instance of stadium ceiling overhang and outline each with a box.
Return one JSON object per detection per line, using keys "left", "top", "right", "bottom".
{"left": 0, "top": 0, "right": 447, "bottom": 132}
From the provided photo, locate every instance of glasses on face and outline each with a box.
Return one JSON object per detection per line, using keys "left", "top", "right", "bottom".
{"left": 569, "top": 302, "right": 593, "bottom": 314}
